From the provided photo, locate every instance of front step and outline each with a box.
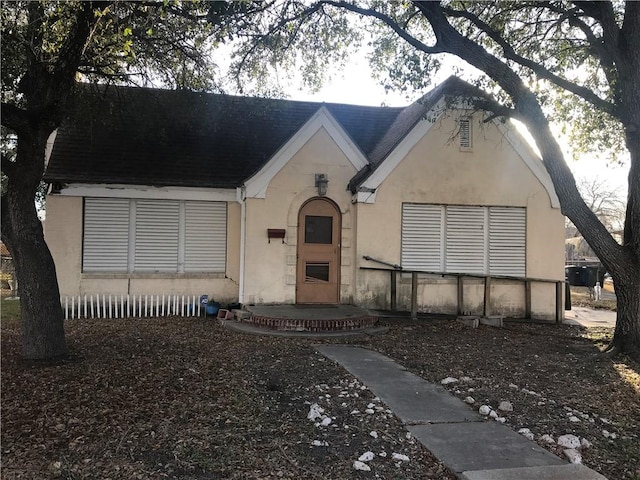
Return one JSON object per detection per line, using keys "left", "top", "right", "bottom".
{"left": 243, "top": 314, "right": 378, "bottom": 332}
{"left": 237, "top": 304, "right": 378, "bottom": 332}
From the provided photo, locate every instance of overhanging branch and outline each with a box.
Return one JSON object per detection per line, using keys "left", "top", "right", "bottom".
{"left": 1, "top": 103, "right": 30, "bottom": 134}
{"left": 410, "top": 1, "right": 625, "bottom": 271}
{"left": 441, "top": 4, "right": 619, "bottom": 119}
{"left": 318, "top": 1, "right": 444, "bottom": 54}
{"left": 1, "top": 154, "right": 17, "bottom": 179}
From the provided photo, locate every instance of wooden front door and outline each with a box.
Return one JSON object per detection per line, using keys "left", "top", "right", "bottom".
{"left": 296, "top": 198, "right": 341, "bottom": 304}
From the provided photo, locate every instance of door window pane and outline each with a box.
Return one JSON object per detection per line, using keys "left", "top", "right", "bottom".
{"left": 305, "top": 262, "right": 330, "bottom": 282}
{"left": 305, "top": 215, "right": 333, "bottom": 244}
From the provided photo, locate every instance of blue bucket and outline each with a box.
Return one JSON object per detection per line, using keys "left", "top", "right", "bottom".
{"left": 205, "top": 302, "right": 220, "bottom": 316}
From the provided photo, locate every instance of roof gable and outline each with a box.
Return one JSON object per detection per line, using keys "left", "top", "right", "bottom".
{"left": 243, "top": 106, "right": 369, "bottom": 198}
{"left": 349, "top": 77, "right": 559, "bottom": 209}
{"left": 349, "top": 76, "right": 488, "bottom": 192}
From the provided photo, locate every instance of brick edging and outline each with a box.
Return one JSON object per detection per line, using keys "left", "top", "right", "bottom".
{"left": 241, "top": 315, "right": 378, "bottom": 332}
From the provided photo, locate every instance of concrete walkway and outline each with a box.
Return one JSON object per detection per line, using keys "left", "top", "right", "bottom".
{"left": 316, "top": 345, "right": 607, "bottom": 480}
{"left": 564, "top": 306, "right": 616, "bottom": 328}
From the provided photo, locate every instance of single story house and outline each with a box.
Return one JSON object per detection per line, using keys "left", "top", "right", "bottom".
{"left": 43, "top": 77, "right": 564, "bottom": 319}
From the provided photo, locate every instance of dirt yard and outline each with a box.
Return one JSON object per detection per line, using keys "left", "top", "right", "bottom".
{"left": 2, "top": 300, "right": 638, "bottom": 479}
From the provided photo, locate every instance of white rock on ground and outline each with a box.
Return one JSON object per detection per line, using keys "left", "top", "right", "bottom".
{"left": 518, "top": 428, "right": 535, "bottom": 440}
{"left": 495, "top": 417, "right": 506, "bottom": 423}
{"left": 460, "top": 376, "right": 472, "bottom": 382}
{"left": 498, "top": 401, "right": 513, "bottom": 412}
{"left": 479, "top": 405, "right": 492, "bottom": 415}
{"left": 365, "top": 408, "right": 375, "bottom": 414}
{"left": 358, "top": 451, "right": 375, "bottom": 462}
{"left": 370, "top": 431, "right": 378, "bottom": 439}
{"left": 441, "top": 377, "right": 458, "bottom": 385}
{"left": 312, "top": 440, "right": 328, "bottom": 447}
{"left": 378, "top": 451, "right": 387, "bottom": 457}
{"left": 557, "top": 434, "right": 581, "bottom": 449}
{"left": 320, "top": 417, "right": 332, "bottom": 427}
{"left": 569, "top": 415, "right": 581, "bottom": 423}
{"left": 489, "top": 410, "right": 498, "bottom": 419}
{"left": 564, "top": 449, "right": 583, "bottom": 464}
{"left": 580, "top": 438, "right": 592, "bottom": 449}
{"left": 353, "top": 461, "right": 371, "bottom": 472}
{"left": 539, "top": 434, "right": 555, "bottom": 444}
{"left": 392, "top": 453, "right": 410, "bottom": 462}
{"left": 464, "top": 396, "right": 475, "bottom": 404}
{"left": 307, "top": 403, "right": 325, "bottom": 421}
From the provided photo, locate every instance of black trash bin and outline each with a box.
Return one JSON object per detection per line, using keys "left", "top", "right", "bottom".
{"left": 565, "top": 266, "right": 584, "bottom": 286}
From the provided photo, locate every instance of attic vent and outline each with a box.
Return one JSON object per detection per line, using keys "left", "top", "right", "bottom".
{"left": 459, "top": 118, "right": 472, "bottom": 149}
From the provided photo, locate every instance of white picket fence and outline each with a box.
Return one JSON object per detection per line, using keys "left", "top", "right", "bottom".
{"left": 61, "top": 294, "right": 206, "bottom": 320}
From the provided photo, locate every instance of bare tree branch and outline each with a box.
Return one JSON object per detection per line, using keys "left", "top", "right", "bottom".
{"left": 441, "top": 4, "right": 620, "bottom": 118}
{"left": 318, "top": 1, "right": 445, "bottom": 54}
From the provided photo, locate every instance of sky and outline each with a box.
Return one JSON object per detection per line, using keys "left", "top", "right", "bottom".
{"left": 278, "top": 55, "right": 629, "bottom": 198}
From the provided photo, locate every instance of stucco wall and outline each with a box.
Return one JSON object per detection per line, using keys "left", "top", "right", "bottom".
{"left": 242, "top": 127, "right": 357, "bottom": 305}
{"left": 355, "top": 113, "right": 564, "bottom": 319}
{"left": 44, "top": 194, "right": 241, "bottom": 303}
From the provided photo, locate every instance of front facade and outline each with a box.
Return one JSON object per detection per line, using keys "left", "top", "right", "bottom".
{"left": 44, "top": 78, "right": 564, "bottom": 319}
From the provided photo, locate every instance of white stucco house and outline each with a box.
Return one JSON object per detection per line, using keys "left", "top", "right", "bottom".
{"left": 43, "top": 77, "right": 564, "bottom": 319}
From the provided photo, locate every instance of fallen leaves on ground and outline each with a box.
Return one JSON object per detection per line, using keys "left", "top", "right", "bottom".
{"left": 2, "top": 313, "right": 638, "bottom": 479}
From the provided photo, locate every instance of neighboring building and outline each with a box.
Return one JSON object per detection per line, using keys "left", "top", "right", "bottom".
{"left": 1, "top": 242, "right": 15, "bottom": 293}
{"left": 43, "top": 77, "right": 564, "bottom": 319}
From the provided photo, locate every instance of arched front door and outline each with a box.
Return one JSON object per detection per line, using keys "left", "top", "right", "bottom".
{"left": 296, "top": 198, "right": 341, "bottom": 304}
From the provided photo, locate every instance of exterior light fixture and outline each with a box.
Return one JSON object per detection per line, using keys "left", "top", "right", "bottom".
{"left": 315, "top": 173, "right": 329, "bottom": 196}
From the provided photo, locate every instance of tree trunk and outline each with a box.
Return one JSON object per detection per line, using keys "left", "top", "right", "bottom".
{"left": 609, "top": 277, "right": 640, "bottom": 359}
{"left": 2, "top": 129, "right": 67, "bottom": 360}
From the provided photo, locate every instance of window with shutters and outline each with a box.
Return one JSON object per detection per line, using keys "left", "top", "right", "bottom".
{"left": 83, "top": 198, "right": 130, "bottom": 272}
{"left": 459, "top": 118, "right": 472, "bottom": 150}
{"left": 82, "top": 198, "right": 226, "bottom": 273}
{"left": 401, "top": 204, "right": 525, "bottom": 276}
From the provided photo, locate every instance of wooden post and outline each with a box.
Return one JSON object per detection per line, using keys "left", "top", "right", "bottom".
{"left": 457, "top": 276, "right": 464, "bottom": 315}
{"left": 556, "top": 281, "right": 563, "bottom": 324}
{"left": 483, "top": 276, "right": 491, "bottom": 317}
{"left": 525, "top": 280, "right": 532, "bottom": 319}
{"left": 391, "top": 270, "right": 397, "bottom": 312}
{"left": 411, "top": 272, "right": 418, "bottom": 321}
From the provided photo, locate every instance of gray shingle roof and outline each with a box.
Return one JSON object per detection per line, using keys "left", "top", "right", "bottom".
{"left": 44, "top": 84, "right": 403, "bottom": 189}
{"left": 44, "top": 77, "right": 484, "bottom": 191}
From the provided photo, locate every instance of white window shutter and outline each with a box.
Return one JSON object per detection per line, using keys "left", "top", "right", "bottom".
{"left": 184, "top": 202, "right": 226, "bottom": 272}
{"left": 134, "top": 200, "right": 179, "bottom": 272}
{"left": 489, "top": 207, "right": 526, "bottom": 276}
{"left": 83, "top": 198, "right": 130, "bottom": 272}
{"left": 445, "top": 206, "right": 485, "bottom": 274}
{"left": 401, "top": 204, "right": 443, "bottom": 271}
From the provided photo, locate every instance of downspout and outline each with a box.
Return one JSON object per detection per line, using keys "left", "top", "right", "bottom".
{"left": 237, "top": 186, "right": 247, "bottom": 304}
